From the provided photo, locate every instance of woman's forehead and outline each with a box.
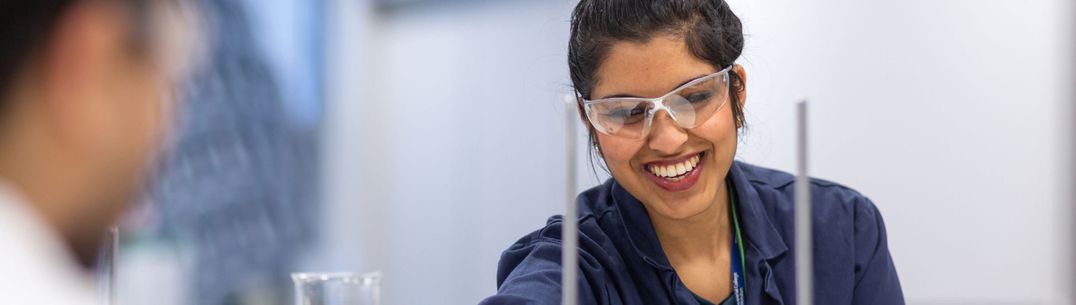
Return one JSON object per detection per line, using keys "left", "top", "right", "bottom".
{"left": 592, "top": 35, "right": 716, "bottom": 99}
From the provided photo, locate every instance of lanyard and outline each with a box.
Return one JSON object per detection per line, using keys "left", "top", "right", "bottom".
{"left": 729, "top": 183, "right": 747, "bottom": 305}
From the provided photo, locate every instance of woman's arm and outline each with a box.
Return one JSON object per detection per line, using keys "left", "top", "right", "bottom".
{"left": 479, "top": 239, "right": 599, "bottom": 305}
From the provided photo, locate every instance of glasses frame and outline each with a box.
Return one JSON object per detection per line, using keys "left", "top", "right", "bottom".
{"left": 579, "top": 65, "right": 734, "bottom": 139}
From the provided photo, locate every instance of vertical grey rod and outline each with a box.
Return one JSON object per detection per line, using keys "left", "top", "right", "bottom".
{"left": 111, "top": 227, "right": 118, "bottom": 304}
{"left": 1070, "top": 4, "right": 1076, "bottom": 303}
{"left": 99, "top": 226, "right": 118, "bottom": 305}
{"left": 563, "top": 96, "right": 579, "bottom": 305}
{"left": 795, "top": 100, "right": 813, "bottom": 305}
{"left": 1070, "top": 5, "right": 1076, "bottom": 303}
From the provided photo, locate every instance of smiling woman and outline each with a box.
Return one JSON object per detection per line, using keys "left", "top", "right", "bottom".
{"left": 479, "top": 1, "right": 905, "bottom": 305}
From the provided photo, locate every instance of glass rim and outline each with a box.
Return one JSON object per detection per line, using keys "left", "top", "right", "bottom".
{"left": 291, "top": 271, "right": 382, "bottom": 285}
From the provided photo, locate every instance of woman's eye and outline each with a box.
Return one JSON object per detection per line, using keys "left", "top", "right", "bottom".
{"left": 610, "top": 107, "right": 641, "bottom": 117}
{"left": 606, "top": 105, "right": 646, "bottom": 121}
{"left": 684, "top": 91, "right": 714, "bottom": 104}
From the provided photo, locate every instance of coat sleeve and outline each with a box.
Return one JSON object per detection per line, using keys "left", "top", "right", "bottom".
{"left": 851, "top": 197, "right": 906, "bottom": 304}
{"left": 478, "top": 237, "right": 600, "bottom": 305}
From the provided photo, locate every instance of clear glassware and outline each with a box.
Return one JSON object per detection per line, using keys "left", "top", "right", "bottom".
{"left": 292, "top": 272, "right": 381, "bottom": 305}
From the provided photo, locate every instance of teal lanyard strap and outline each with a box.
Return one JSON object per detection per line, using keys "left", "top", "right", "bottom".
{"left": 729, "top": 182, "right": 747, "bottom": 304}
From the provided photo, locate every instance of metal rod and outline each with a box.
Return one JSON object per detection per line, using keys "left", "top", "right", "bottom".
{"left": 1070, "top": 5, "right": 1076, "bottom": 304}
{"left": 1070, "top": 6, "right": 1076, "bottom": 303}
{"left": 563, "top": 96, "right": 579, "bottom": 305}
{"left": 97, "top": 226, "right": 118, "bottom": 305}
{"left": 795, "top": 99, "right": 813, "bottom": 305}
{"left": 111, "top": 226, "right": 118, "bottom": 303}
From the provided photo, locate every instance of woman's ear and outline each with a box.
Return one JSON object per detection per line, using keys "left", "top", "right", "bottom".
{"left": 732, "top": 64, "right": 747, "bottom": 109}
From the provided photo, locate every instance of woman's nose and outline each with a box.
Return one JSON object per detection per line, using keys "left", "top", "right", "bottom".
{"left": 647, "top": 111, "right": 688, "bottom": 155}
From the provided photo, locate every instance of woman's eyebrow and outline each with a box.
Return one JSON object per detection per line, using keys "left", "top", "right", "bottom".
{"left": 597, "top": 73, "right": 711, "bottom": 99}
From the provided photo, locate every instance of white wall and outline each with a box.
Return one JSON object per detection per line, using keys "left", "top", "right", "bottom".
{"left": 321, "top": 0, "right": 1074, "bottom": 304}
{"left": 322, "top": 1, "right": 586, "bottom": 304}
{"left": 727, "top": 0, "right": 1073, "bottom": 303}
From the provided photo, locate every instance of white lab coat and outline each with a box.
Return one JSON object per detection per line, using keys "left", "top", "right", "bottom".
{"left": 0, "top": 182, "right": 98, "bottom": 305}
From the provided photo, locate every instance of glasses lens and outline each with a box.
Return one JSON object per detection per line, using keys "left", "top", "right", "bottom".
{"left": 585, "top": 99, "right": 652, "bottom": 139}
{"left": 665, "top": 72, "right": 730, "bottom": 129}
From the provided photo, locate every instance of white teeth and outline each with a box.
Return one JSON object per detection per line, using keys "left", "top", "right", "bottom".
{"left": 648, "top": 153, "right": 702, "bottom": 179}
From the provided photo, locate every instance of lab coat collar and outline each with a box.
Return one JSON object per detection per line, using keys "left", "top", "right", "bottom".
{"left": 728, "top": 161, "right": 790, "bottom": 262}
{"left": 0, "top": 180, "right": 98, "bottom": 304}
{"left": 609, "top": 180, "right": 671, "bottom": 270}
{"left": 610, "top": 161, "right": 790, "bottom": 303}
{"left": 729, "top": 161, "right": 791, "bottom": 304}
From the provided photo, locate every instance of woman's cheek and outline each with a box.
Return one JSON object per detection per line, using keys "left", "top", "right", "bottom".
{"left": 597, "top": 135, "right": 644, "bottom": 175}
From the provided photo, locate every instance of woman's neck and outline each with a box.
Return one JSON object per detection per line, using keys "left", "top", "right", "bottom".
{"left": 651, "top": 181, "right": 732, "bottom": 262}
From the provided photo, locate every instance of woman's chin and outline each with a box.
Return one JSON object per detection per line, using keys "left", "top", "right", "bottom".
{"left": 648, "top": 197, "right": 713, "bottom": 221}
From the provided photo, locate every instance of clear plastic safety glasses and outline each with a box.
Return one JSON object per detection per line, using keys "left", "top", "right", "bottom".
{"left": 580, "top": 66, "right": 733, "bottom": 139}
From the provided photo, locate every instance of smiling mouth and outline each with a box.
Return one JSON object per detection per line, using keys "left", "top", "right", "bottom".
{"left": 645, "top": 152, "right": 703, "bottom": 182}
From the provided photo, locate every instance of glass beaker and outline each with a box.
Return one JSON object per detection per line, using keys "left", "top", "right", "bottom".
{"left": 291, "top": 272, "right": 381, "bottom": 305}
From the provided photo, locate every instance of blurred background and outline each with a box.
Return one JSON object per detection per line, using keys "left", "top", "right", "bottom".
{"left": 113, "top": 0, "right": 1075, "bottom": 304}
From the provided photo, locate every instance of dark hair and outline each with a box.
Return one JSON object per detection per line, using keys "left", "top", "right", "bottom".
{"left": 0, "top": 0, "right": 150, "bottom": 104}
{"left": 0, "top": 1, "right": 75, "bottom": 101}
{"left": 568, "top": 0, "right": 747, "bottom": 169}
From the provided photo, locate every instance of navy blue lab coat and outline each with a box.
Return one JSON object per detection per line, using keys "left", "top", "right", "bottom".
{"left": 479, "top": 161, "right": 904, "bottom": 305}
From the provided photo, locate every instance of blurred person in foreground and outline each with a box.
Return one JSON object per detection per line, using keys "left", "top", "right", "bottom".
{"left": 0, "top": 0, "right": 198, "bottom": 304}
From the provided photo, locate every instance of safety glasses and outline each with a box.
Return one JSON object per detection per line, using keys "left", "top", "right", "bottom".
{"left": 580, "top": 66, "right": 732, "bottom": 139}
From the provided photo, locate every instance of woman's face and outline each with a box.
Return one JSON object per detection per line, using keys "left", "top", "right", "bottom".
{"left": 589, "top": 35, "right": 745, "bottom": 221}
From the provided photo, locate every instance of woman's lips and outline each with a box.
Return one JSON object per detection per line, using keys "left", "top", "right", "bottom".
{"left": 643, "top": 152, "right": 704, "bottom": 192}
